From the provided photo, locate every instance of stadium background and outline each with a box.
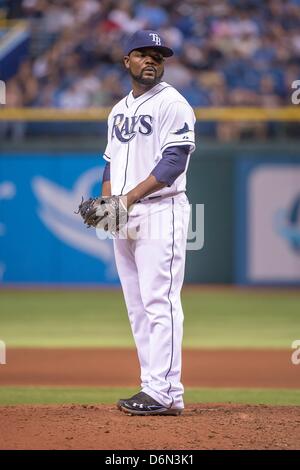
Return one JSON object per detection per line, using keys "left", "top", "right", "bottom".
{"left": 0, "top": 0, "right": 300, "bottom": 450}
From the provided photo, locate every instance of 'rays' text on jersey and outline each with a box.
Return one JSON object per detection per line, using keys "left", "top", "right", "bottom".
{"left": 111, "top": 114, "right": 153, "bottom": 143}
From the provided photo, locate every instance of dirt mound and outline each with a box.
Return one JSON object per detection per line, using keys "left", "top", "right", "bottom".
{"left": 0, "top": 404, "right": 299, "bottom": 450}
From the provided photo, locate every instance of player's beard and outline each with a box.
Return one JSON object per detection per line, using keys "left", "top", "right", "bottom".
{"left": 130, "top": 68, "right": 164, "bottom": 86}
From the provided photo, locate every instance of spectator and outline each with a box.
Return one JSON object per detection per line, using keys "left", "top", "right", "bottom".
{"left": 0, "top": 78, "right": 26, "bottom": 140}
{"left": 135, "top": 0, "right": 169, "bottom": 30}
{"left": 2, "top": 0, "right": 299, "bottom": 118}
{"left": 58, "top": 81, "right": 90, "bottom": 108}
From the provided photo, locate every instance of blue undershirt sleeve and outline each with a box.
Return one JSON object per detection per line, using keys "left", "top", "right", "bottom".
{"left": 151, "top": 145, "right": 190, "bottom": 187}
{"left": 102, "top": 161, "right": 111, "bottom": 182}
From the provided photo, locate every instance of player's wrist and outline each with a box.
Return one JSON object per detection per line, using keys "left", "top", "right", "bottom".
{"left": 124, "top": 191, "right": 139, "bottom": 208}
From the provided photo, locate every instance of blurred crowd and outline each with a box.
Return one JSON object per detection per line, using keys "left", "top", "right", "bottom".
{"left": 1, "top": 0, "right": 299, "bottom": 112}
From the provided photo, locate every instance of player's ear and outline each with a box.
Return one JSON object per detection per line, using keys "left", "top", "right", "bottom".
{"left": 123, "top": 55, "right": 130, "bottom": 70}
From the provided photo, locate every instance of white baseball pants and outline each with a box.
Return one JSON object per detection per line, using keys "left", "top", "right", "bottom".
{"left": 113, "top": 192, "right": 190, "bottom": 409}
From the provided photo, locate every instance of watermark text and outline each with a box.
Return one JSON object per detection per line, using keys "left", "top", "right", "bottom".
{"left": 291, "top": 340, "right": 300, "bottom": 365}
{"left": 0, "top": 80, "right": 5, "bottom": 105}
{"left": 95, "top": 201, "right": 204, "bottom": 251}
{"left": 0, "top": 340, "right": 6, "bottom": 365}
{"left": 291, "top": 80, "right": 300, "bottom": 104}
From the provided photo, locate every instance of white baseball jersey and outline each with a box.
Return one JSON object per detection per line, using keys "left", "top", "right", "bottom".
{"left": 103, "top": 81, "right": 196, "bottom": 411}
{"left": 103, "top": 81, "right": 196, "bottom": 196}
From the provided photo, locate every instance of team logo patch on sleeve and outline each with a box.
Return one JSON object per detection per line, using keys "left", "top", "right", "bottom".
{"left": 172, "top": 122, "right": 191, "bottom": 135}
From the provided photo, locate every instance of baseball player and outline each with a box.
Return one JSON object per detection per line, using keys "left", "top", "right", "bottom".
{"left": 102, "top": 30, "right": 196, "bottom": 415}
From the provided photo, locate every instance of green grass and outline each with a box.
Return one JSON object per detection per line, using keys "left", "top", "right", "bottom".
{"left": 0, "top": 289, "right": 299, "bottom": 348}
{"left": 0, "top": 386, "right": 299, "bottom": 406}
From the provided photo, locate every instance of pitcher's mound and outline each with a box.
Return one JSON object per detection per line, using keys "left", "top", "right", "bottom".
{"left": 0, "top": 404, "right": 299, "bottom": 450}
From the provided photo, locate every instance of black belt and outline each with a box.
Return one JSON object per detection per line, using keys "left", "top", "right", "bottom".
{"left": 136, "top": 192, "right": 184, "bottom": 203}
{"left": 136, "top": 195, "right": 161, "bottom": 203}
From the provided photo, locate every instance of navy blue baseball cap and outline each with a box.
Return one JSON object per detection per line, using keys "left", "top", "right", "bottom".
{"left": 125, "top": 30, "right": 174, "bottom": 57}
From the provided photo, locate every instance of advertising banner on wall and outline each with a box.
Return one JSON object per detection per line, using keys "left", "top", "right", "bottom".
{"left": 235, "top": 158, "right": 300, "bottom": 285}
{"left": 0, "top": 153, "right": 119, "bottom": 284}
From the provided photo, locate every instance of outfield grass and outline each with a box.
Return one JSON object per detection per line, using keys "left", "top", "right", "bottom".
{"left": 0, "top": 289, "right": 299, "bottom": 348}
{"left": 0, "top": 386, "right": 299, "bottom": 406}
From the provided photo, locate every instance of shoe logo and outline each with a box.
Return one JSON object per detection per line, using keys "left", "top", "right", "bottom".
{"left": 172, "top": 122, "right": 190, "bottom": 135}
{"left": 131, "top": 402, "right": 164, "bottom": 411}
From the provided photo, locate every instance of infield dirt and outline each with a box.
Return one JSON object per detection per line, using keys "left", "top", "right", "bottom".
{"left": 1, "top": 348, "right": 299, "bottom": 388}
{"left": 0, "top": 348, "right": 299, "bottom": 449}
{"left": 0, "top": 403, "right": 299, "bottom": 449}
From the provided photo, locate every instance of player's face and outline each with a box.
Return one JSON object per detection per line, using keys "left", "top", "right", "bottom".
{"left": 124, "top": 48, "right": 165, "bottom": 86}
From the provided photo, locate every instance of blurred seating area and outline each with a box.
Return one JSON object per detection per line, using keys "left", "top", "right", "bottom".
{"left": 1, "top": 0, "right": 300, "bottom": 110}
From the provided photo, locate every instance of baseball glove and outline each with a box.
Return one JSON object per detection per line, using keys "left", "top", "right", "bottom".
{"left": 76, "top": 195, "right": 128, "bottom": 235}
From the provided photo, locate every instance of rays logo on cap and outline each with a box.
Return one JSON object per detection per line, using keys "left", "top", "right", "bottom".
{"left": 149, "top": 33, "right": 161, "bottom": 46}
